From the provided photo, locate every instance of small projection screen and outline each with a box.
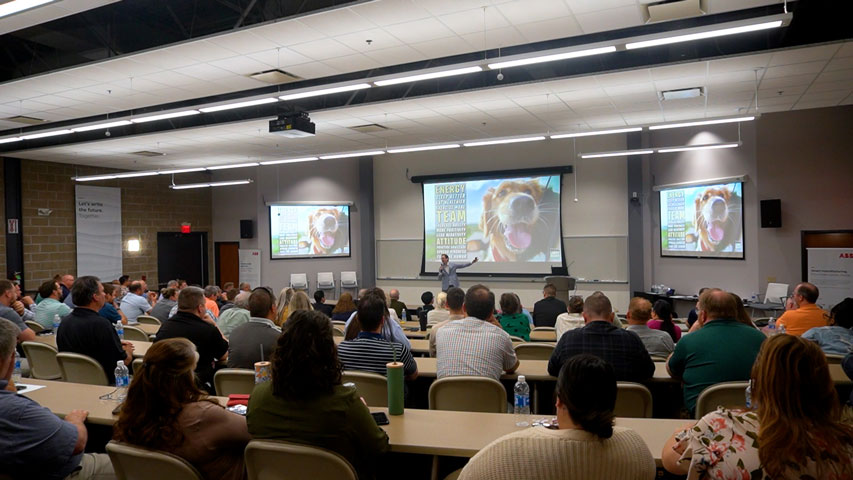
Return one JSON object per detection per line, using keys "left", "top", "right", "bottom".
{"left": 269, "top": 204, "right": 351, "bottom": 259}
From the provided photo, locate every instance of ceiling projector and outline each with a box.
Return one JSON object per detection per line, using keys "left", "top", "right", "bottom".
{"left": 269, "top": 112, "right": 315, "bottom": 138}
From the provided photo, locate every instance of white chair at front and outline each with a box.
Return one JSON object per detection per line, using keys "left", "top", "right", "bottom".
{"left": 340, "top": 271, "right": 358, "bottom": 297}
{"left": 245, "top": 440, "right": 357, "bottom": 480}
{"left": 317, "top": 272, "right": 335, "bottom": 297}
{"left": 106, "top": 441, "right": 203, "bottom": 480}
{"left": 290, "top": 273, "right": 309, "bottom": 291}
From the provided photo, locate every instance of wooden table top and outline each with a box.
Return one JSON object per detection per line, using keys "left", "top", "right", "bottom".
{"left": 31, "top": 335, "right": 151, "bottom": 358}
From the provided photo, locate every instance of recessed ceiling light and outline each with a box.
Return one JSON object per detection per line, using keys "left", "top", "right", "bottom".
{"left": 0, "top": 137, "right": 22, "bottom": 144}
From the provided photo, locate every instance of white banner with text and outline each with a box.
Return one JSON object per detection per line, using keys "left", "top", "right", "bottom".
{"left": 76, "top": 185, "right": 122, "bottom": 282}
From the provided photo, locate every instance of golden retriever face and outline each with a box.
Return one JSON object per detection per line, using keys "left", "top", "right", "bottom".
{"left": 694, "top": 187, "right": 737, "bottom": 251}
{"left": 480, "top": 179, "right": 544, "bottom": 261}
{"left": 309, "top": 208, "right": 344, "bottom": 253}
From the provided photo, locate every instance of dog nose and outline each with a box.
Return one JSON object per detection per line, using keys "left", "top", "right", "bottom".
{"left": 711, "top": 198, "right": 726, "bottom": 216}
{"left": 510, "top": 195, "right": 535, "bottom": 214}
{"left": 323, "top": 216, "right": 336, "bottom": 228}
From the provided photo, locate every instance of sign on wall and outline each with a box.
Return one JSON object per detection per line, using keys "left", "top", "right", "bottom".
{"left": 239, "top": 249, "right": 262, "bottom": 289}
{"left": 76, "top": 185, "right": 122, "bottom": 282}
{"left": 807, "top": 247, "right": 853, "bottom": 310}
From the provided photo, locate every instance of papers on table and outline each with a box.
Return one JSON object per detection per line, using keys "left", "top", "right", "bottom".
{"left": 15, "top": 383, "right": 46, "bottom": 394}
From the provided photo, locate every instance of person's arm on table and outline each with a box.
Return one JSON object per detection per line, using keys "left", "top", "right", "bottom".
{"left": 502, "top": 336, "right": 519, "bottom": 374}
{"left": 666, "top": 343, "right": 685, "bottom": 379}
{"left": 661, "top": 422, "right": 696, "bottom": 476}
{"left": 65, "top": 409, "right": 89, "bottom": 455}
{"left": 400, "top": 345, "right": 418, "bottom": 381}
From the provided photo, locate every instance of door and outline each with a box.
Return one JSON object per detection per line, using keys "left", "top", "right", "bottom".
{"left": 215, "top": 242, "right": 240, "bottom": 289}
{"left": 157, "top": 232, "right": 209, "bottom": 287}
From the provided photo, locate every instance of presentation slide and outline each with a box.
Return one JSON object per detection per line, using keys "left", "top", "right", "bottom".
{"left": 269, "top": 204, "right": 350, "bottom": 259}
{"left": 660, "top": 182, "right": 743, "bottom": 258}
{"left": 423, "top": 173, "right": 563, "bottom": 275}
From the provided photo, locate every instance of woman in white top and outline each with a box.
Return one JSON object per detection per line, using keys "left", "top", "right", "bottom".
{"left": 427, "top": 291, "right": 450, "bottom": 325}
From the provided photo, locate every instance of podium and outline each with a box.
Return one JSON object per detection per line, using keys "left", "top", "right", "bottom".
{"left": 544, "top": 276, "right": 577, "bottom": 304}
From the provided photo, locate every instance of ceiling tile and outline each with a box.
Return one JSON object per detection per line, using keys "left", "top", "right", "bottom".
{"left": 299, "top": 8, "right": 377, "bottom": 36}
{"left": 437, "top": 7, "right": 511, "bottom": 36}
{"left": 763, "top": 61, "right": 826, "bottom": 79}
{"left": 322, "top": 54, "right": 383, "bottom": 72}
{"left": 574, "top": 5, "right": 643, "bottom": 34}
{"left": 768, "top": 44, "right": 841, "bottom": 66}
{"left": 335, "top": 28, "right": 404, "bottom": 52}
{"left": 282, "top": 62, "right": 342, "bottom": 79}
{"left": 823, "top": 56, "right": 853, "bottom": 72}
{"left": 566, "top": 0, "right": 637, "bottom": 15}
{"left": 383, "top": 17, "right": 457, "bottom": 44}
{"left": 352, "top": 0, "right": 432, "bottom": 27}
{"left": 495, "top": 0, "right": 572, "bottom": 25}
{"left": 207, "top": 32, "right": 282, "bottom": 56}
{"left": 514, "top": 17, "right": 583, "bottom": 43}
{"left": 172, "top": 63, "right": 236, "bottom": 81}
{"left": 288, "top": 38, "right": 358, "bottom": 61}
{"left": 251, "top": 21, "right": 326, "bottom": 46}
{"left": 363, "top": 45, "right": 428, "bottom": 65}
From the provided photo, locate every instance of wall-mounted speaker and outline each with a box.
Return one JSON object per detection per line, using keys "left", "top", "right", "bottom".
{"left": 240, "top": 219, "right": 254, "bottom": 238}
{"left": 760, "top": 199, "right": 781, "bottom": 228}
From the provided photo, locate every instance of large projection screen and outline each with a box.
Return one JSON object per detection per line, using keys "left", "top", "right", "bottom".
{"left": 421, "top": 170, "right": 565, "bottom": 276}
{"left": 269, "top": 204, "right": 351, "bottom": 259}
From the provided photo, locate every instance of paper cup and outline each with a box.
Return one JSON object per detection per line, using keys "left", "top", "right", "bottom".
{"left": 254, "top": 361, "right": 271, "bottom": 384}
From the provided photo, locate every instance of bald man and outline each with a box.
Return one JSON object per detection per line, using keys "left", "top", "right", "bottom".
{"left": 776, "top": 282, "right": 828, "bottom": 336}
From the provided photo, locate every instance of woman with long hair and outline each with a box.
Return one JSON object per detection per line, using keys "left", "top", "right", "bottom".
{"left": 113, "top": 338, "right": 250, "bottom": 480}
{"left": 730, "top": 292, "right": 757, "bottom": 329}
{"left": 649, "top": 300, "right": 681, "bottom": 342}
{"left": 285, "top": 291, "right": 313, "bottom": 321}
{"left": 662, "top": 334, "right": 853, "bottom": 479}
{"left": 247, "top": 310, "right": 389, "bottom": 479}
{"left": 331, "top": 292, "right": 358, "bottom": 321}
{"left": 274, "top": 287, "right": 294, "bottom": 326}
{"left": 497, "top": 292, "right": 531, "bottom": 341}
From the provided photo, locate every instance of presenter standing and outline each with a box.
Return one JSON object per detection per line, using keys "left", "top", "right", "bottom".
{"left": 438, "top": 254, "right": 478, "bottom": 292}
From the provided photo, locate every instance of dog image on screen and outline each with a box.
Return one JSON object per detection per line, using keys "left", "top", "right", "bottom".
{"left": 693, "top": 186, "right": 742, "bottom": 253}
{"left": 479, "top": 178, "right": 560, "bottom": 262}
{"left": 308, "top": 208, "right": 349, "bottom": 255}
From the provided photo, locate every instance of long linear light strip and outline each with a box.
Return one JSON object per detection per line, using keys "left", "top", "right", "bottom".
{"left": 550, "top": 127, "right": 642, "bottom": 139}
{"left": 171, "top": 179, "right": 253, "bottom": 190}
{"left": 259, "top": 156, "right": 319, "bottom": 166}
{"left": 386, "top": 144, "right": 460, "bottom": 154}
{"left": 198, "top": 97, "right": 279, "bottom": 113}
{"left": 648, "top": 116, "right": 756, "bottom": 130}
{"left": 71, "top": 120, "right": 133, "bottom": 132}
{"left": 656, "top": 142, "right": 740, "bottom": 153}
{"left": 206, "top": 162, "right": 259, "bottom": 170}
{"left": 626, "top": 20, "right": 783, "bottom": 50}
{"left": 375, "top": 66, "right": 483, "bottom": 87}
{"left": 280, "top": 83, "right": 371, "bottom": 101}
{"left": 463, "top": 136, "right": 546, "bottom": 147}
{"left": 0, "top": 137, "right": 22, "bottom": 144}
{"left": 0, "top": 0, "right": 55, "bottom": 18}
{"left": 20, "top": 129, "right": 73, "bottom": 140}
{"left": 130, "top": 110, "right": 200, "bottom": 123}
{"left": 159, "top": 167, "right": 207, "bottom": 174}
{"left": 488, "top": 46, "right": 617, "bottom": 70}
{"left": 319, "top": 150, "right": 386, "bottom": 160}
{"left": 580, "top": 149, "right": 654, "bottom": 159}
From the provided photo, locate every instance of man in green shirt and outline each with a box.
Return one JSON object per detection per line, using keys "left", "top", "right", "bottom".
{"left": 34, "top": 280, "right": 72, "bottom": 329}
{"left": 667, "top": 288, "right": 765, "bottom": 415}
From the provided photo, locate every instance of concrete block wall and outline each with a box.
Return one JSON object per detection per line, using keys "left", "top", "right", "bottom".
{"left": 0, "top": 163, "right": 5, "bottom": 277}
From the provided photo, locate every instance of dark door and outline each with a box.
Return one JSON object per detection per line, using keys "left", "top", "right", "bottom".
{"left": 157, "top": 232, "right": 209, "bottom": 286}
{"left": 215, "top": 242, "right": 240, "bottom": 289}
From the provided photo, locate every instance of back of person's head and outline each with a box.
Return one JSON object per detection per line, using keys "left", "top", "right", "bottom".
{"left": 225, "top": 288, "right": 239, "bottom": 302}
{"left": 38, "top": 280, "right": 58, "bottom": 299}
{"left": 652, "top": 300, "right": 677, "bottom": 340}
{"left": 830, "top": 298, "right": 853, "bottom": 329}
{"left": 628, "top": 297, "right": 652, "bottom": 323}
{"left": 314, "top": 290, "right": 325, "bottom": 303}
{"left": 543, "top": 283, "right": 556, "bottom": 297}
{"left": 129, "top": 281, "right": 143, "bottom": 294}
{"left": 203, "top": 285, "right": 218, "bottom": 298}
{"left": 234, "top": 291, "right": 250, "bottom": 309}
{"left": 357, "top": 292, "right": 387, "bottom": 331}
{"left": 698, "top": 288, "right": 738, "bottom": 321}
{"left": 421, "top": 291, "right": 434, "bottom": 305}
{"left": 223, "top": 282, "right": 234, "bottom": 291}
{"left": 177, "top": 286, "right": 205, "bottom": 312}
{"left": 0, "top": 318, "right": 18, "bottom": 361}
{"left": 556, "top": 354, "right": 616, "bottom": 439}
{"left": 0, "top": 280, "right": 15, "bottom": 300}
{"left": 248, "top": 287, "right": 276, "bottom": 318}
{"left": 114, "top": 338, "right": 208, "bottom": 449}
{"left": 464, "top": 284, "right": 495, "bottom": 321}
{"left": 389, "top": 289, "right": 400, "bottom": 300}
{"left": 698, "top": 287, "right": 709, "bottom": 296}
{"left": 435, "top": 292, "right": 448, "bottom": 309}
{"left": 794, "top": 282, "right": 819, "bottom": 304}
{"left": 103, "top": 283, "right": 117, "bottom": 297}
{"left": 288, "top": 291, "right": 313, "bottom": 315}
{"left": 166, "top": 280, "right": 178, "bottom": 288}
{"left": 161, "top": 287, "right": 177, "bottom": 300}
{"left": 583, "top": 293, "right": 612, "bottom": 319}
{"left": 272, "top": 310, "right": 341, "bottom": 398}
{"left": 332, "top": 292, "right": 357, "bottom": 314}
{"left": 730, "top": 292, "right": 755, "bottom": 328}
{"left": 71, "top": 276, "right": 101, "bottom": 307}
{"left": 357, "top": 288, "right": 368, "bottom": 300}
{"left": 446, "top": 287, "right": 465, "bottom": 312}
{"left": 567, "top": 295, "right": 584, "bottom": 314}
{"left": 752, "top": 334, "right": 853, "bottom": 478}
{"left": 499, "top": 292, "right": 520, "bottom": 315}
{"left": 118, "top": 275, "right": 130, "bottom": 285}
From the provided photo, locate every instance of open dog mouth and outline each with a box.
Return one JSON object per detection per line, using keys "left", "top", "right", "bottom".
{"left": 500, "top": 222, "right": 533, "bottom": 251}
{"left": 318, "top": 230, "right": 337, "bottom": 248}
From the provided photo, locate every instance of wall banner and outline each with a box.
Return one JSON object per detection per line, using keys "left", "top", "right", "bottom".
{"left": 76, "top": 185, "right": 122, "bottom": 282}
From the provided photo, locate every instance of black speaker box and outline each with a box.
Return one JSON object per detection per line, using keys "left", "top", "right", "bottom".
{"left": 240, "top": 219, "right": 254, "bottom": 238}
{"left": 760, "top": 199, "right": 781, "bottom": 228}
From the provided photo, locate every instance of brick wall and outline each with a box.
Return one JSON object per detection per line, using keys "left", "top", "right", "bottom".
{"left": 21, "top": 160, "right": 212, "bottom": 289}
{"left": 0, "top": 161, "right": 5, "bottom": 278}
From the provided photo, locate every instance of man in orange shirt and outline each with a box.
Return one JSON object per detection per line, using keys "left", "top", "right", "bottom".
{"left": 776, "top": 282, "right": 828, "bottom": 336}
{"left": 203, "top": 285, "right": 220, "bottom": 318}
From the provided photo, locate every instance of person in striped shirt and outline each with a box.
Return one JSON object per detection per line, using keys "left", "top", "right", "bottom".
{"left": 337, "top": 291, "right": 418, "bottom": 381}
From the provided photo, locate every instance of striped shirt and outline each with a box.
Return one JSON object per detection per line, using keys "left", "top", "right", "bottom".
{"left": 435, "top": 318, "right": 518, "bottom": 381}
{"left": 337, "top": 332, "right": 417, "bottom": 377}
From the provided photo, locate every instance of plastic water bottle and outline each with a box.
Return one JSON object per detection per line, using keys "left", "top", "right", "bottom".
{"left": 514, "top": 375, "right": 530, "bottom": 426}
{"left": 745, "top": 381, "right": 753, "bottom": 409}
{"left": 115, "top": 321, "right": 124, "bottom": 340}
{"left": 114, "top": 361, "right": 129, "bottom": 399}
{"left": 401, "top": 309, "right": 407, "bottom": 322}
{"left": 53, "top": 314, "right": 61, "bottom": 332}
{"left": 767, "top": 318, "right": 776, "bottom": 334}
{"left": 779, "top": 323, "right": 786, "bottom": 335}
{"left": 12, "top": 351, "right": 22, "bottom": 383}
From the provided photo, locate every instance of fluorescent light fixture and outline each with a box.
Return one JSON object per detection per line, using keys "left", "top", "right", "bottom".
{"left": 656, "top": 142, "right": 740, "bottom": 153}
{"left": 20, "top": 129, "right": 74, "bottom": 140}
{"left": 319, "top": 150, "right": 385, "bottom": 160}
{"left": 0, "top": 0, "right": 55, "bottom": 18}
{"left": 580, "top": 149, "right": 654, "bottom": 158}
{"left": 170, "top": 179, "right": 253, "bottom": 190}
{"left": 114, "top": 171, "right": 159, "bottom": 179}
{"left": 198, "top": 97, "right": 279, "bottom": 113}
{"left": 387, "top": 144, "right": 460, "bottom": 154}
{"left": 74, "top": 174, "right": 118, "bottom": 182}
{"left": 130, "top": 110, "right": 200, "bottom": 123}
{"left": 550, "top": 127, "right": 642, "bottom": 139}
{"left": 487, "top": 46, "right": 616, "bottom": 70}
{"left": 158, "top": 167, "right": 207, "bottom": 174}
{"left": 126, "top": 239, "right": 140, "bottom": 252}
{"left": 648, "top": 116, "right": 756, "bottom": 130}
{"left": 71, "top": 120, "right": 133, "bottom": 132}
{"left": 280, "top": 83, "right": 371, "bottom": 101}
{"left": 0, "top": 137, "right": 22, "bottom": 144}
{"left": 205, "top": 162, "right": 259, "bottom": 170}
{"left": 259, "top": 156, "right": 319, "bottom": 166}
{"left": 463, "top": 136, "right": 546, "bottom": 147}
{"left": 626, "top": 20, "right": 783, "bottom": 50}
{"left": 374, "top": 66, "right": 483, "bottom": 87}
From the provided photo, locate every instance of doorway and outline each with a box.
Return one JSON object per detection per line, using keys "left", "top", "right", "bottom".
{"left": 215, "top": 242, "right": 240, "bottom": 289}
{"left": 157, "top": 232, "right": 209, "bottom": 287}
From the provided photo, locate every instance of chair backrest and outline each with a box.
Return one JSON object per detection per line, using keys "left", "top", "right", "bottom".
{"left": 290, "top": 273, "right": 308, "bottom": 291}
{"left": 317, "top": 272, "right": 335, "bottom": 289}
{"left": 614, "top": 382, "right": 653, "bottom": 418}
{"left": 514, "top": 343, "right": 555, "bottom": 361}
{"left": 106, "top": 441, "right": 203, "bottom": 480}
{"left": 136, "top": 315, "right": 161, "bottom": 326}
{"left": 508, "top": 335, "right": 525, "bottom": 342}
{"left": 532, "top": 326, "right": 556, "bottom": 332}
{"left": 825, "top": 354, "right": 844, "bottom": 364}
{"left": 331, "top": 320, "right": 347, "bottom": 327}
{"left": 332, "top": 326, "right": 345, "bottom": 337}
{"left": 56, "top": 352, "right": 109, "bottom": 385}
{"left": 649, "top": 355, "right": 669, "bottom": 362}
{"left": 340, "top": 271, "right": 358, "bottom": 288}
{"left": 123, "top": 325, "right": 150, "bottom": 342}
{"left": 214, "top": 368, "right": 256, "bottom": 396}
{"left": 24, "top": 320, "right": 44, "bottom": 333}
{"left": 341, "top": 371, "right": 387, "bottom": 407}
{"left": 695, "top": 381, "right": 749, "bottom": 419}
{"left": 21, "top": 341, "right": 62, "bottom": 380}
{"left": 132, "top": 358, "right": 143, "bottom": 373}
{"left": 429, "top": 376, "right": 506, "bottom": 413}
{"left": 764, "top": 283, "right": 788, "bottom": 304}
{"left": 245, "top": 440, "right": 356, "bottom": 480}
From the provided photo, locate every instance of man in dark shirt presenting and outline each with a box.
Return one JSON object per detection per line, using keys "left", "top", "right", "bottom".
{"left": 156, "top": 286, "right": 228, "bottom": 392}
{"left": 57, "top": 276, "right": 134, "bottom": 385}
{"left": 532, "top": 283, "right": 567, "bottom": 327}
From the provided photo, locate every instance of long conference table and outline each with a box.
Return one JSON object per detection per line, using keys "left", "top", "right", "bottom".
{"left": 19, "top": 378, "right": 686, "bottom": 465}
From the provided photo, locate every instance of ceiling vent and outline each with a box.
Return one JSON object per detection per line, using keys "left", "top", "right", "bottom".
{"left": 348, "top": 124, "right": 389, "bottom": 133}
{"left": 640, "top": 0, "right": 706, "bottom": 24}
{"left": 660, "top": 86, "right": 704, "bottom": 101}
{"left": 130, "top": 150, "right": 166, "bottom": 157}
{"left": 248, "top": 69, "right": 303, "bottom": 84}
{"left": 3, "top": 115, "right": 46, "bottom": 125}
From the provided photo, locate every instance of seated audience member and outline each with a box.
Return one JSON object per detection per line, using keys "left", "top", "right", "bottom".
{"left": 313, "top": 290, "right": 335, "bottom": 317}
{"left": 116, "top": 275, "right": 130, "bottom": 298}
{"left": 218, "top": 283, "right": 234, "bottom": 308}
{"left": 227, "top": 288, "right": 280, "bottom": 369}
{"left": 9, "top": 281, "right": 37, "bottom": 322}
{"left": 218, "top": 288, "right": 239, "bottom": 313}
{"left": 149, "top": 287, "right": 178, "bottom": 323}
{"left": 343, "top": 288, "right": 409, "bottom": 348}
{"left": 785, "top": 296, "right": 798, "bottom": 312}
{"left": 417, "top": 291, "right": 435, "bottom": 317}
{"left": 625, "top": 297, "right": 674, "bottom": 357}
{"left": 119, "top": 281, "right": 152, "bottom": 324}
{"left": 802, "top": 297, "right": 853, "bottom": 356}
{"left": 285, "top": 291, "right": 313, "bottom": 321}
{"left": 548, "top": 293, "right": 653, "bottom": 382}
{"left": 330, "top": 292, "right": 357, "bottom": 321}
{"left": 498, "top": 292, "right": 531, "bottom": 341}
{"left": 0, "top": 280, "right": 36, "bottom": 343}
{"left": 427, "top": 292, "right": 450, "bottom": 325}
{"left": 436, "top": 285, "right": 518, "bottom": 381}
{"left": 338, "top": 292, "right": 417, "bottom": 380}
{"left": 155, "top": 287, "right": 228, "bottom": 392}
{"left": 34, "top": 279, "right": 72, "bottom": 329}
{"left": 216, "top": 291, "right": 251, "bottom": 339}
{"left": 428, "top": 287, "right": 466, "bottom": 358}
{"left": 98, "top": 283, "right": 126, "bottom": 325}
{"left": 533, "top": 283, "right": 567, "bottom": 328}
{"left": 0, "top": 318, "right": 117, "bottom": 480}
{"left": 274, "top": 287, "right": 294, "bottom": 325}
{"left": 555, "top": 295, "right": 585, "bottom": 340}
{"left": 247, "top": 310, "right": 389, "bottom": 479}
{"left": 239, "top": 282, "right": 251, "bottom": 292}
{"left": 663, "top": 334, "right": 853, "bottom": 479}
{"left": 649, "top": 300, "right": 681, "bottom": 342}
{"left": 60, "top": 274, "right": 75, "bottom": 306}
{"left": 731, "top": 292, "right": 758, "bottom": 329}
{"left": 777, "top": 282, "right": 828, "bottom": 336}
{"left": 203, "top": 285, "right": 221, "bottom": 318}
{"left": 114, "top": 338, "right": 250, "bottom": 480}
{"left": 388, "top": 288, "right": 407, "bottom": 319}
{"left": 57, "top": 276, "right": 133, "bottom": 385}
{"left": 667, "top": 289, "right": 766, "bottom": 415}
{"left": 460, "top": 354, "right": 656, "bottom": 480}
{"left": 686, "top": 287, "right": 709, "bottom": 328}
